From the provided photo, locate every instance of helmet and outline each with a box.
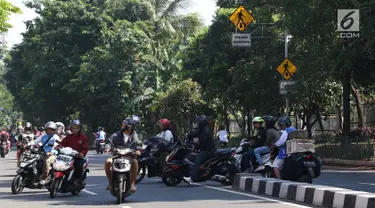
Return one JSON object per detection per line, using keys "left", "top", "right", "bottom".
{"left": 252, "top": 116, "right": 264, "bottom": 123}
{"left": 39, "top": 126, "right": 45, "bottom": 131}
{"left": 24, "top": 122, "right": 32, "bottom": 131}
{"left": 157, "top": 119, "right": 171, "bottom": 130}
{"left": 55, "top": 122, "right": 65, "bottom": 129}
{"left": 278, "top": 116, "right": 292, "bottom": 127}
{"left": 263, "top": 115, "right": 276, "bottom": 128}
{"left": 70, "top": 120, "right": 81, "bottom": 126}
{"left": 98, "top": 127, "right": 103, "bottom": 131}
{"left": 45, "top": 121, "right": 57, "bottom": 130}
{"left": 193, "top": 115, "right": 210, "bottom": 129}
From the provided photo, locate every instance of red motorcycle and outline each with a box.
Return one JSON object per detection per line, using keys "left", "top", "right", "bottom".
{"left": 49, "top": 147, "right": 89, "bottom": 198}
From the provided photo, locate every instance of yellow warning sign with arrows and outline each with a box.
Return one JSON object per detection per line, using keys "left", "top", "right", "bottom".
{"left": 276, "top": 58, "right": 297, "bottom": 80}
{"left": 229, "top": 5, "right": 254, "bottom": 31}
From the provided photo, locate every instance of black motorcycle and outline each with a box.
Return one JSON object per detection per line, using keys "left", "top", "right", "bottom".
{"left": 11, "top": 148, "right": 52, "bottom": 194}
{"left": 162, "top": 144, "right": 240, "bottom": 186}
{"left": 263, "top": 151, "right": 322, "bottom": 183}
{"left": 136, "top": 137, "right": 180, "bottom": 184}
{"left": 96, "top": 139, "right": 106, "bottom": 154}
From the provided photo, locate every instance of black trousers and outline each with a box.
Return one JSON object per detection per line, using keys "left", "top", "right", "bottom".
{"left": 191, "top": 151, "right": 213, "bottom": 182}
{"left": 73, "top": 158, "right": 85, "bottom": 179}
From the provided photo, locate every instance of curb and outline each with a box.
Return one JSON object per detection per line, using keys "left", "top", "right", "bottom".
{"left": 322, "top": 158, "right": 375, "bottom": 167}
{"left": 232, "top": 174, "right": 375, "bottom": 208}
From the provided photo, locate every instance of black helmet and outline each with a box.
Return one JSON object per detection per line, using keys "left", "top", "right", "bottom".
{"left": 278, "top": 116, "right": 292, "bottom": 127}
{"left": 193, "top": 115, "right": 210, "bottom": 129}
{"left": 263, "top": 115, "right": 276, "bottom": 128}
{"left": 122, "top": 115, "right": 140, "bottom": 131}
{"left": 39, "top": 126, "right": 45, "bottom": 131}
{"left": 98, "top": 127, "right": 102, "bottom": 131}
{"left": 70, "top": 120, "right": 81, "bottom": 126}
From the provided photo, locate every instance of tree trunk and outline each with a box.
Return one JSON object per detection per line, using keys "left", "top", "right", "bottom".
{"left": 342, "top": 72, "right": 351, "bottom": 145}
{"left": 350, "top": 82, "right": 365, "bottom": 128}
{"left": 247, "top": 108, "right": 251, "bottom": 138}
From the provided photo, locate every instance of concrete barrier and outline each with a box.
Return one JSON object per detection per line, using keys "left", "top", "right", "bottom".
{"left": 232, "top": 173, "right": 375, "bottom": 208}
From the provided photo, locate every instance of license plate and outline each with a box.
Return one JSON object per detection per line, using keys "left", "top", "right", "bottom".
{"left": 304, "top": 161, "right": 316, "bottom": 166}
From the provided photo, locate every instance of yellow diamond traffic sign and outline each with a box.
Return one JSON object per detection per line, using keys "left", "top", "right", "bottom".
{"left": 276, "top": 58, "right": 297, "bottom": 80}
{"left": 229, "top": 5, "right": 254, "bottom": 31}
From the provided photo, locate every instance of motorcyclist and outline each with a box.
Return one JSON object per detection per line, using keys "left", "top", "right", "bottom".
{"left": 16, "top": 122, "right": 35, "bottom": 164}
{"left": 273, "top": 116, "right": 296, "bottom": 179}
{"left": 240, "top": 116, "right": 266, "bottom": 172}
{"left": 184, "top": 115, "right": 216, "bottom": 183}
{"left": 95, "top": 127, "right": 106, "bottom": 146}
{"left": 153, "top": 119, "right": 177, "bottom": 177}
{"left": 56, "top": 120, "right": 88, "bottom": 185}
{"left": 0, "top": 128, "right": 10, "bottom": 155}
{"left": 105, "top": 117, "right": 141, "bottom": 192}
{"left": 253, "top": 115, "right": 280, "bottom": 172}
{"left": 28, "top": 121, "right": 59, "bottom": 184}
{"left": 55, "top": 122, "right": 66, "bottom": 143}
{"left": 38, "top": 126, "right": 46, "bottom": 135}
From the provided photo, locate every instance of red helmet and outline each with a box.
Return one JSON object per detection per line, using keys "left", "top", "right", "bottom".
{"left": 157, "top": 119, "right": 170, "bottom": 130}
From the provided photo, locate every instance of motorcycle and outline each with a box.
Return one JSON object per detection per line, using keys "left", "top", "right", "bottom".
{"left": 162, "top": 144, "right": 240, "bottom": 186}
{"left": 262, "top": 151, "right": 322, "bottom": 183}
{"left": 96, "top": 139, "right": 106, "bottom": 154}
{"left": 136, "top": 137, "right": 180, "bottom": 184}
{"left": 11, "top": 148, "right": 52, "bottom": 194}
{"left": 49, "top": 147, "right": 89, "bottom": 198}
{"left": 110, "top": 148, "right": 137, "bottom": 204}
{"left": 232, "top": 138, "right": 252, "bottom": 171}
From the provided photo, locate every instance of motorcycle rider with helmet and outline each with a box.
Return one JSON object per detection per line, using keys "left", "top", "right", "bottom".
{"left": 28, "top": 121, "right": 60, "bottom": 184}
{"left": 153, "top": 119, "right": 177, "bottom": 179}
{"left": 240, "top": 116, "right": 266, "bottom": 172}
{"left": 253, "top": 115, "right": 280, "bottom": 172}
{"left": 184, "top": 115, "right": 216, "bottom": 183}
{"left": 95, "top": 127, "right": 106, "bottom": 145}
{"left": 55, "top": 122, "right": 66, "bottom": 143}
{"left": 56, "top": 120, "right": 89, "bottom": 185}
{"left": 38, "top": 126, "right": 46, "bottom": 135}
{"left": 16, "top": 122, "right": 35, "bottom": 164}
{"left": 273, "top": 116, "right": 296, "bottom": 179}
{"left": 0, "top": 128, "right": 10, "bottom": 155}
{"left": 105, "top": 118, "right": 141, "bottom": 192}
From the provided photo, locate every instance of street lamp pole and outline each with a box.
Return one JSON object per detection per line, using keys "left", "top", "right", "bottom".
{"left": 284, "top": 30, "right": 290, "bottom": 116}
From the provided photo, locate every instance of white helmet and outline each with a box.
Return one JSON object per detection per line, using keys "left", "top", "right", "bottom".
{"left": 55, "top": 122, "right": 65, "bottom": 131}
{"left": 45, "top": 121, "right": 57, "bottom": 130}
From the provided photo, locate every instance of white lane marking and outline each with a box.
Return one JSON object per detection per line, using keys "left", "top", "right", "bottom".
{"left": 358, "top": 182, "right": 375, "bottom": 186}
{"left": 82, "top": 188, "right": 98, "bottom": 196}
{"left": 322, "top": 170, "right": 375, "bottom": 173}
{"left": 194, "top": 183, "right": 313, "bottom": 208}
{"left": 121, "top": 206, "right": 132, "bottom": 208}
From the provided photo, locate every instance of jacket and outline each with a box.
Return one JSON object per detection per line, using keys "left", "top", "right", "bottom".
{"left": 59, "top": 133, "right": 89, "bottom": 156}
{"left": 108, "top": 130, "right": 139, "bottom": 150}
{"left": 187, "top": 127, "right": 216, "bottom": 152}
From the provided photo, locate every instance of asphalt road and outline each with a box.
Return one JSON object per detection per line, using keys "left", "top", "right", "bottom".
{"left": 0, "top": 150, "right": 313, "bottom": 208}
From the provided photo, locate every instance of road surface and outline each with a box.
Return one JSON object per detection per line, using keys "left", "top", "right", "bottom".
{"left": 0, "top": 151, "right": 312, "bottom": 208}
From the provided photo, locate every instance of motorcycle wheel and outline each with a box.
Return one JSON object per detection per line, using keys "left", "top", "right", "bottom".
{"left": 11, "top": 174, "right": 25, "bottom": 194}
{"left": 220, "top": 170, "right": 237, "bottom": 185}
{"left": 297, "top": 174, "right": 313, "bottom": 184}
{"left": 50, "top": 178, "right": 62, "bottom": 198}
{"left": 116, "top": 180, "right": 123, "bottom": 204}
{"left": 135, "top": 163, "right": 146, "bottom": 184}
{"left": 96, "top": 150, "right": 99, "bottom": 154}
{"left": 162, "top": 168, "right": 182, "bottom": 187}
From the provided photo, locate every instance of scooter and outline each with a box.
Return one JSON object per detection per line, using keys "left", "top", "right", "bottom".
{"left": 0, "top": 136, "right": 9, "bottom": 158}
{"left": 49, "top": 147, "right": 89, "bottom": 198}
{"left": 11, "top": 148, "right": 52, "bottom": 194}
{"left": 110, "top": 148, "right": 137, "bottom": 204}
{"left": 96, "top": 140, "right": 105, "bottom": 154}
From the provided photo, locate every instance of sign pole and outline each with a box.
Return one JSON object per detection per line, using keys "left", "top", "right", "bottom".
{"left": 284, "top": 30, "right": 290, "bottom": 116}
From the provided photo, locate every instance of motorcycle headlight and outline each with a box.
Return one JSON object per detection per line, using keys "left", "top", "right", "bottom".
{"left": 113, "top": 157, "right": 131, "bottom": 172}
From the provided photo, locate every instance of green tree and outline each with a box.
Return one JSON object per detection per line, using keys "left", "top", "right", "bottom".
{"left": 0, "top": 0, "right": 22, "bottom": 32}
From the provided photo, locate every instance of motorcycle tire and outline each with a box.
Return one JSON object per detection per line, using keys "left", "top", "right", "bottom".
{"left": 116, "top": 180, "right": 123, "bottom": 204}
{"left": 297, "top": 174, "right": 313, "bottom": 184}
{"left": 71, "top": 189, "right": 81, "bottom": 196}
{"left": 220, "top": 170, "right": 237, "bottom": 186}
{"left": 0, "top": 152, "right": 4, "bottom": 158}
{"left": 50, "top": 178, "right": 62, "bottom": 198}
{"left": 11, "top": 174, "right": 25, "bottom": 194}
{"left": 162, "top": 168, "right": 182, "bottom": 187}
{"left": 135, "top": 163, "right": 146, "bottom": 184}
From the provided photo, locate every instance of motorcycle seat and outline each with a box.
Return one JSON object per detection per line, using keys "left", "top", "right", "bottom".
{"left": 214, "top": 148, "right": 235, "bottom": 155}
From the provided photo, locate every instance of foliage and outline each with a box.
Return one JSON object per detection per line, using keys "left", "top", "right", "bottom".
{"left": 0, "top": 0, "right": 22, "bottom": 32}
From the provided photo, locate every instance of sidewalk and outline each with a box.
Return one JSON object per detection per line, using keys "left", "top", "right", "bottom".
{"left": 322, "top": 158, "right": 375, "bottom": 168}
